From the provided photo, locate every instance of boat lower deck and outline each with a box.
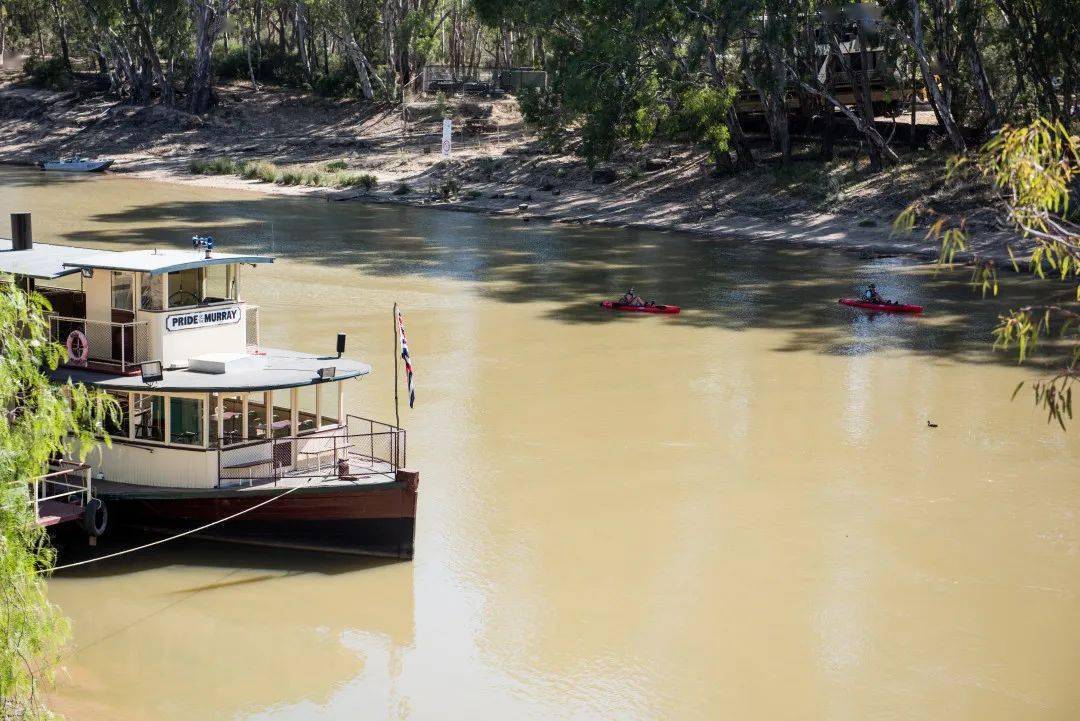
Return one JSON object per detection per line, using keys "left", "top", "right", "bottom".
{"left": 92, "top": 457, "right": 399, "bottom": 498}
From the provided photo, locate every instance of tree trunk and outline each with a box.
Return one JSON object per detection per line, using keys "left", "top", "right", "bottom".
{"left": 245, "top": 26, "right": 258, "bottom": 90}
{"left": 276, "top": 7, "right": 287, "bottom": 52}
{"left": 820, "top": 93, "right": 835, "bottom": 161}
{"left": 908, "top": 0, "right": 966, "bottom": 152}
{"left": 1, "top": 0, "right": 7, "bottom": 68}
{"left": 130, "top": 0, "right": 172, "bottom": 105}
{"left": 340, "top": 31, "right": 376, "bottom": 100}
{"left": 294, "top": 1, "right": 312, "bottom": 82}
{"left": 187, "top": 0, "right": 231, "bottom": 114}
{"left": 49, "top": 0, "right": 71, "bottom": 73}
{"left": 322, "top": 30, "right": 329, "bottom": 76}
{"left": 958, "top": 0, "right": 998, "bottom": 133}
{"left": 726, "top": 106, "right": 755, "bottom": 170}
{"left": 855, "top": 31, "right": 883, "bottom": 171}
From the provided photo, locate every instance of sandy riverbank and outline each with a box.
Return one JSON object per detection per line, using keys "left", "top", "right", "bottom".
{"left": 1, "top": 75, "right": 1008, "bottom": 261}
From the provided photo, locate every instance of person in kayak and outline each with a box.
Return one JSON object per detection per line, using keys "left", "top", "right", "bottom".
{"left": 619, "top": 288, "right": 647, "bottom": 307}
{"left": 864, "top": 283, "right": 889, "bottom": 304}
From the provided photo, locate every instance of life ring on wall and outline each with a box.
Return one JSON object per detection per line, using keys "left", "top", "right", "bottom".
{"left": 65, "top": 329, "right": 89, "bottom": 366}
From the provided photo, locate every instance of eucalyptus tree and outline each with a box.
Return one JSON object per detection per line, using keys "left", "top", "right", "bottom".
{"left": 187, "top": 0, "right": 232, "bottom": 112}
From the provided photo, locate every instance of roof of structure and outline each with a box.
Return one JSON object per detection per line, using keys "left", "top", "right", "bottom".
{"left": 52, "top": 348, "right": 370, "bottom": 393}
{"left": 0, "top": 239, "right": 273, "bottom": 280}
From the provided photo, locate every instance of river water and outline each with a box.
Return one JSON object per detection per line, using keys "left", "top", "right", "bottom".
{"left": 3, "top": 167, "right": 1078, "bottom": 720}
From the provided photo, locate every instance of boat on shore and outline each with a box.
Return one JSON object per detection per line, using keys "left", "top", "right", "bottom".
{"left": 2, "top": 213, "right": 417, "bottom": 558}
{"left": 41, "top": 157, "right": 115, "bottom": 172}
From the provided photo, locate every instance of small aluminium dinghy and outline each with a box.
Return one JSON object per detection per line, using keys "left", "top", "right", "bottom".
{"left": 42, "top": 157, "right": 115, "bottom": 172}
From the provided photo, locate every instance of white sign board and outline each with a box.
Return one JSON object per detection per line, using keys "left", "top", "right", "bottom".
{"left": 166, "top": 306, "right": 241, "bottom": 332}
{"left": 441, "top": 118, "right": 452, "bottom": 157}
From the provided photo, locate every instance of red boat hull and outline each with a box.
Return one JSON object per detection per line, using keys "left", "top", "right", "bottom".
{"left": 97, "top": 472, "right": 419, "bottom": 558}
{"left": 600, "top": 301, "right": 681, "bottom": 314}
{"left": 839, "top": 298, "right": 923, "bottom": 314}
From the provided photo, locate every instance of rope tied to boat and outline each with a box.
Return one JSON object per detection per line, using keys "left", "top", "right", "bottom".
{"left": 43, "top": 484, "right": 305, "bottom": 574}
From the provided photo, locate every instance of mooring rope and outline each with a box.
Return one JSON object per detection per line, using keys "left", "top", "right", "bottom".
{"left": 44, "top": 483, "right": 304, "bottom": 573}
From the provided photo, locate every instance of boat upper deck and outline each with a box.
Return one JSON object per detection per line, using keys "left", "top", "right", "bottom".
{"left": 51, "top": 347, "right": 371, "bottom": 392}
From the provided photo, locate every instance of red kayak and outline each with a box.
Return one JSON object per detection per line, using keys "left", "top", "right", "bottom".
{"left": 839, "top": 298, "right": 923, "bottom": 314}
{"left": 601, "top": 301, "right": 681, "bottom": 314}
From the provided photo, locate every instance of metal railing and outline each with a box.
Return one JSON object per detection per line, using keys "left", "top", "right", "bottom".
{"left": 245, "top": 305, "right": 260, "bottom": 349}
{"left": 216, "top": 415, "right": 405, "bottom": 487}
{"left": 48, "top": 314, "right": 150, "bottom": 373}
{"left": 29, "top": 461, "right": 92, "bottom": 524}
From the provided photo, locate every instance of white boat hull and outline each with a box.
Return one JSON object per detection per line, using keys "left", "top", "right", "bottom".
{"left": 42, "top": 159, "right": 114, "bottom": 172}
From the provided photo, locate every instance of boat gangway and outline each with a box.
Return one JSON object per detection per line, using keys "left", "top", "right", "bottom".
{"left": 31, "top": 461, "right": 93, "bottom": 528}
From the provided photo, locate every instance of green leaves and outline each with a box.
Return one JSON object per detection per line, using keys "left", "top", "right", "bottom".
{"left": 0, "top": 277, "right": 118, "bottom": 716}
{"left": 896, "top": 118, "right": 1079, "bottom": 429}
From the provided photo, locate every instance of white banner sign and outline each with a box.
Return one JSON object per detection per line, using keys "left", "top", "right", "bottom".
{"left": 441, "top": 118, "right": 452, "bottom": 156}
{"left": 166, "top": 306, "right": 241, "bottom": 332}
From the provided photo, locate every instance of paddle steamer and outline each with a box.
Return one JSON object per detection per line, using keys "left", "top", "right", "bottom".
{"left": 3, "top": 213, "right": 417, "bottom": 558}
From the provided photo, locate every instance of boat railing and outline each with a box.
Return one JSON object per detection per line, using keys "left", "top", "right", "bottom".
{"left": 216, "top": 416, "right": 405, "bottom": 487}
{"left": 48, "top": 314, "right": 151, "bottom": 373}
{"left": 29, "top": 461, "right": 92, "bottom": 525}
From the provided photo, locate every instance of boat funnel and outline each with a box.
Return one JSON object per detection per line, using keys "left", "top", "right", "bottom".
{"left": 11, "top": 213, "right": 32, "bottom": 251}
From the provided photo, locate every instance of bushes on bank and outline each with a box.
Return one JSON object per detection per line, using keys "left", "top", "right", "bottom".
{"left": 189, "top": 157, "right": 239, "bottom": 175}
{"left": 336, "top": 173, "right": 377, "bottom": 190}
{"left": 24, "top": 56, "right": 74, "bottom": 91}
{"left": 188, "top": 156, "right": 378, "bottom": 190}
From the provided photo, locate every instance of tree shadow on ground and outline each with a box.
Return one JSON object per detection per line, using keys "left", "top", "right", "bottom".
{"left": 37, "top": 187, "right": 1077, "bottom": 371}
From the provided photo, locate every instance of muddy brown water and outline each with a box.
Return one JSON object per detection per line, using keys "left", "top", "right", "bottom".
{"left": 2, "top": 167, "right": 1079, "bottom": 720}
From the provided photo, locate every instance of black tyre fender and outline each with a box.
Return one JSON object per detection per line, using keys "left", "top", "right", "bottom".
{"left": 83, "top": 497, "right": 108, "bottom": 537}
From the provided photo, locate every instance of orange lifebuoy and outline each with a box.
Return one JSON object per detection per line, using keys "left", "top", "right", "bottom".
{"left": 66, "top": 329, "right": 89, "bottom": 366}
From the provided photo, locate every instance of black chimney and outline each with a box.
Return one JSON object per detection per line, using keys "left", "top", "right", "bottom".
{"left": 11, "top": 213, "right": 32, "bottom": 251}
{"left": 336, "top": 333, "right": 346, "bottom": 358}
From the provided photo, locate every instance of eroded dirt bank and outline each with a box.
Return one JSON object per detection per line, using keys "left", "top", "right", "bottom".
{"left": 0, "top": 76, "right": 1006, "bottom": 260}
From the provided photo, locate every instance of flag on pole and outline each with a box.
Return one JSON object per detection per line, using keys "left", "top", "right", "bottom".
{"left": 396, "top": 309, "right": 415, "bottom": 408}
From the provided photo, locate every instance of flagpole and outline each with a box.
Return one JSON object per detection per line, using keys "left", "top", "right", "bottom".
{"left": 393, "top": 302, "right": 401, "bottom": 429}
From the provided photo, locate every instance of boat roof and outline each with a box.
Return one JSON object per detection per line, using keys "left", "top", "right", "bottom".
{"left": 0, "top": 239, "right": 113, "bottom": 279}
{"left": 62, "top": 248, "right": 274, "bottom": 276}
{"left": 51, "top": 348, "right": 371, "bottom": 393}
{"left": 0, "top": 239, "right": 273, "bottom": 280}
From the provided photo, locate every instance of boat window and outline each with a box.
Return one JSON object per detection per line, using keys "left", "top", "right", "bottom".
{"left": 169, "top": 397, "right": 204, "bottom": 446}
{"left": 111, "top": 272, "right": 134, "bottom": 312}
{"left": 246, "top": 392, "right": 268, "bottom": 440}
{"left": 132, "top": 394, "right": 164, "bottom": 442}
{"left": 167, "top": 268, "right": 202, "bottom": 308}
{"left": 319, "top": 382, "right": 340, "bottom": 427}
{"left": 271, "top": 391, "right": 292, "bottom": 438}
{"left": 297, "top": 386, "right": 317, "bottom": 433}
{"left": 203, "top": 265, "right": 237, "bottom": 303}
{"left": 209, "top": 393, "right": 245, "bottom": 446}
{"left": 140, "top": 273, "right": 163, "bottom": 311}
{"left": 224, "top": 395, "right": 244, "bottom": 445}
{"left": 104, "top": 391, "right": 129, "bottom": 438}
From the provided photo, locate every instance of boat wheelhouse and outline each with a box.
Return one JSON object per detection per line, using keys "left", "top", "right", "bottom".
{"left": 2, "top": 213, "right": 417, "bottom": 558}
